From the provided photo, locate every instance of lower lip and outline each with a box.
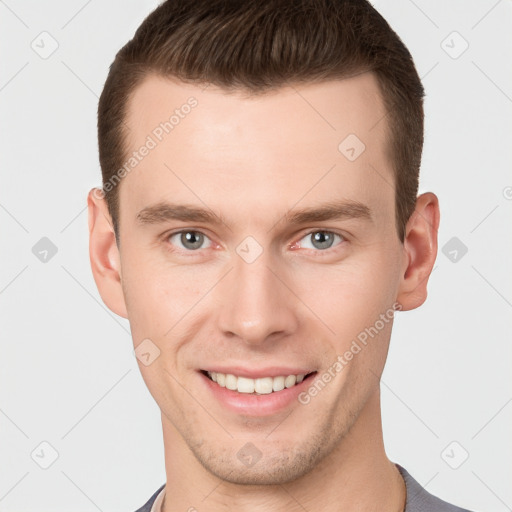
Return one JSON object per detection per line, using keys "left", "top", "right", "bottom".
{"left": 199, "top": 371, "right": 317, "bottom": 416}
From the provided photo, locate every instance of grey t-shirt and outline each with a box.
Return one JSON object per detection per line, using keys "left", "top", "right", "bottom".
{"left": 133, "top": 464, "right": 475, "bottom": 512}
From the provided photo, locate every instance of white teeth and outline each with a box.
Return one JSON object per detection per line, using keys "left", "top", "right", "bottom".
{"left": 284, "top": 375, "right": 297, "bottom": 388}
{"left": 225, "top": 374, "right": 237, "bottom": 390}
{"left": 254, "top": 377, "right": 273, "bottom": 394}
{"left": 206, "top": 371, "right": 311, "bottom": 394}
{"left": 237, "top": 376, "right": 255, "bottom": 393}
{"left": 272, "top": 376, "right": 285, "bottom": 392}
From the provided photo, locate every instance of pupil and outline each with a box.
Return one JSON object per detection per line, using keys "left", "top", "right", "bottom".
{"left": 313, "top": 231, "right": 333, "bottom": 249}
{"left": 182, "top": 231, "right": 203, "bottom": 250}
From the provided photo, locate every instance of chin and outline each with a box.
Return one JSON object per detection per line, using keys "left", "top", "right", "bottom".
{"left": 190, "top": 431, "right": 334, "bottom": 486}
{"left": 202, "top": 457, "right": 313, "bottom": 486}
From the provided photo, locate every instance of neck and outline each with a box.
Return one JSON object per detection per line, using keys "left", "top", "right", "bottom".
{"left": 161, "top": 387, "right": 405, "bottom": 512}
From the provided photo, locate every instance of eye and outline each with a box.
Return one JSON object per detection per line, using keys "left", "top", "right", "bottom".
{"left": 167, "top": 230, "right": 212, "bottom": 251}
{"left": 296, "top": 230, "right": 345, "bottom": 251}
{"left": 165, "top": 229, "right": 345, "bottom": 255}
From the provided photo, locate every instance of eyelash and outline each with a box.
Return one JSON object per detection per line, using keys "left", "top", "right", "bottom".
{"left": 164, "top": 229, "right": 347, "bottom": 256}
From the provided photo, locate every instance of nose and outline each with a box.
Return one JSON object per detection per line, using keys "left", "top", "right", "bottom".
{"left": 215, "top": 247, "right": 300, "bottom": 347}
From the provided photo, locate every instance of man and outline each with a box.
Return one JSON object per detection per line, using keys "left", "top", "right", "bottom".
{"left": 87, "top": 0, "right": 474, "bottom": 511}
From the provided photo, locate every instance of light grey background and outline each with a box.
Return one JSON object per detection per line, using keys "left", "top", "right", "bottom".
{"left": 1, "top": 1, "right": 511, "bottom": 510}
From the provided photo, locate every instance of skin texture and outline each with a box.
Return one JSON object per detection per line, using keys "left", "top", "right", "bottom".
{"left": 88, "top": 72, "right": 439, "bottom": 512}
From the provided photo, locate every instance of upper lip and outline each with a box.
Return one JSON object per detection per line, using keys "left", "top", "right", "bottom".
{"left": 200, "top": 367, "right": 316, "bottom": 379}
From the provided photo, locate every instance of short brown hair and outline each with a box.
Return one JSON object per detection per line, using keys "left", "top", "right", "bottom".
{"left": 98, "top": 0, "right": 425, "bottom": 243}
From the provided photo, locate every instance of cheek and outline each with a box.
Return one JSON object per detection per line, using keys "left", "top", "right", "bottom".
{"left": 122, "top": 245, "right": 197, "bottom": 336}
{"left": 299, "top": 248, "right": 400, "bottom": 351}
{"left": 120, "top": 248, "right": 213, "bottom": 348}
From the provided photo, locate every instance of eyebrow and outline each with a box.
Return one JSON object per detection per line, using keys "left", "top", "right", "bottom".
{"left": 135, "top": 199, "right": 372, "bottom": 228}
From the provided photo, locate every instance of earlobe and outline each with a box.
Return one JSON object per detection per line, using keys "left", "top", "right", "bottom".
{"left": 396, "top": 192, "right": 440, "bottom": 311}
{"left": 87, "top": 188, "right": 128, "bottom": 318}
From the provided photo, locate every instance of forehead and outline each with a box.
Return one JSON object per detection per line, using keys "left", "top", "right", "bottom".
{"left": 120, "top": 72, "right": 393, "bottom": 228}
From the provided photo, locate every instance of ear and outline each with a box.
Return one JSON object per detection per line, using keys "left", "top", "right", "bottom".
{"left": 87, "top": 188, "right": 128, "bottom": 318}
{"left": 396, "top": 192, "right": 440, "bottom": 311}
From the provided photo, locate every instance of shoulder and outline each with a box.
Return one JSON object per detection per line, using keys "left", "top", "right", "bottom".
{"left": 132, "top": 484, "right": 165, "bottom": 512}
{"left": 397, "top": 465, "right": 476, "bottom": 512}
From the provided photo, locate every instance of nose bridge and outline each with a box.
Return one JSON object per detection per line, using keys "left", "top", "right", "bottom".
{"left": 215, "top": 242, "right": 298, "bottom": 344}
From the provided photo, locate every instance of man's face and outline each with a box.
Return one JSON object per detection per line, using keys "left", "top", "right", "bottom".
{"left": 110, "top": 72, "right": 408, "bottom": 483}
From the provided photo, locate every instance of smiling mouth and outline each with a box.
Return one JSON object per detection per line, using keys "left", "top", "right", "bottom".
{"left": 201, "top": 370, "right": 317, "bottom": 395}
